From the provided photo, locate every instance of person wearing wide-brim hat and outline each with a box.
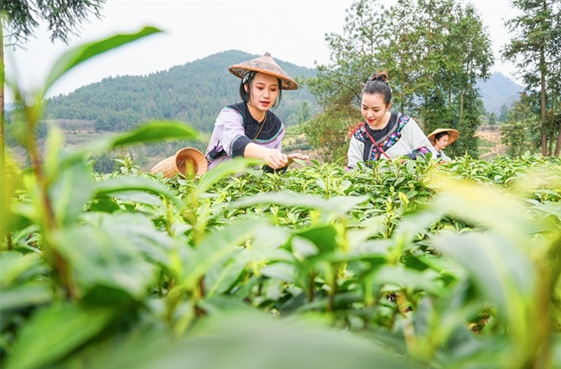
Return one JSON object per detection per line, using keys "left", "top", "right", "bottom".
{"left": 427, "top": 128, "right": 460, "bottom": 162}
{"left": 205, "top": 52, "right": 308, "bottom": 172}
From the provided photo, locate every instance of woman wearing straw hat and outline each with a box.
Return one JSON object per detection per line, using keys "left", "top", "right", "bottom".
{"left": 427, "top": 128, "right": 460, "bottom": 162}
{"left": 347, "top": 72, "right": 434, "bottom": 170}
{"left": 205, "top": 52, "right": 308, "bottom": 172}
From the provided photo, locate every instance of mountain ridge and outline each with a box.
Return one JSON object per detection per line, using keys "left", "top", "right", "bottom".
{"left": 40, "top": 50, "right": 522, "bottom": 130}
{"left": 43, "top": 50, "right": 319, "bottom": 133}
{"left": 477, "top": 72, "right": 524, "bottom": 115}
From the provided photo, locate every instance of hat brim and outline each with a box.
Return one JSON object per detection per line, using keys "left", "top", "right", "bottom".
{"left": 229, "top": 66, "right": 298, "bottom": 90}
{"left": 428, "top": 129, "right": 460, "bottom": 145}
{"left": 228, "top": 53, "right": 298, "bottom": 90}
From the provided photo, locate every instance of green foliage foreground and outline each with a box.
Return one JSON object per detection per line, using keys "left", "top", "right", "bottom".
{"left": 2, "top": 26, "right": 561, "bottom": 369}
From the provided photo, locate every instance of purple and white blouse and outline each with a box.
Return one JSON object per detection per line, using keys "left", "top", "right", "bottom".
{"left": 205, "top": 102, "right": 285, "bottom": 171}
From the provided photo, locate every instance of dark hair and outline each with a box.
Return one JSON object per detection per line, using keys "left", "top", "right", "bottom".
{"left": 434, "top": 131, "right": 449, "bottom": 141}
{"left": 239, "top": 71, "right": 283, "bottom": 109}
{"left": 362, "top": 71, "right": 392, "bottom": 106}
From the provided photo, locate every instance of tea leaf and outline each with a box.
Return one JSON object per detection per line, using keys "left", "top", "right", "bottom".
{"left": 194, "top": 157, "right": 258, "bottom": 196}
{"left": 72, "top": 121, "right": 198, "bottom": 162}
{"left": 0, "top": 252, "right": 47, "bottom": 287}
{"left": 54, "top": 225, "right": 156, "bottom": 300}
{"left": 43, "top": 27, "right": 161, "bottom": 96}
{"left": 231, "top": 192, "right": 369, "bottom": 215}
{"left": 433, "top": 232, "right": 536, "bottom": 322}
{"left": 1, "top": 159, "right": 25, "bottom": 239}
{"left": 49, "top": 158, "right": 97, "bottom": 226}
{"left": 94, "top": 176, "right": 182, "bottom": 208}
{"left": 6, "top": 304, "right": 114, "bottom": 369}
{"left": 0, "top": 282, "right": 52, "bottom": 312}
{"left": 84, "top": 311, "right": 414, "bottom": 369}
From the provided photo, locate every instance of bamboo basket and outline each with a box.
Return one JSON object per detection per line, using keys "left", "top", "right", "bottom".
{"left": 150, "top": 147, "right": 208, "bottom": 178}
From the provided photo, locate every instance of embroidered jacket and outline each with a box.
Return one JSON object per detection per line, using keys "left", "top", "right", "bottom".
{"left": 346, "top": 113, "right": 435, "bottom": 169}
{"left": 205, "top": 102, "right": 285, "bottom": 171}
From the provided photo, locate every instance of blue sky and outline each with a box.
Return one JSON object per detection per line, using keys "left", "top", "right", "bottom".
{"left": 4, "top": 0, "right": 520, "bottom": 103}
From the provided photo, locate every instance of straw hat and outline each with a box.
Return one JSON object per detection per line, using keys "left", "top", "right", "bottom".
{"left": 150, "top": 147, "right": 207, "bottom": 178}
{"left": 228, "top": 52, "right": 298, "bottom": 90}
{"left": 427, "top": 128, "right": 460, "bottom": 146}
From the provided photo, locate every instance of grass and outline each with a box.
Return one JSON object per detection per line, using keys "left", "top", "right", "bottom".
{"left": 478, "top": 138, "right": 496, "bottom": 148}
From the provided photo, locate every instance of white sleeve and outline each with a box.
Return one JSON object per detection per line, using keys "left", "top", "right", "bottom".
{"left": 404, "top": 117, "right": 433, "bottom": 154}
{"left": 347, "top": 136, "right": 364, "bottom": 169}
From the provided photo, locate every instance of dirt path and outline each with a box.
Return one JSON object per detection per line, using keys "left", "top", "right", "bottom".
{"left": 477, "top": 127, "right": 506, "bottom": 160}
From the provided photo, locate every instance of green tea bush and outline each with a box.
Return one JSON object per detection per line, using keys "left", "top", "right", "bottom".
{"left": 2, "top": 28, "right": 561, "bottom": 369}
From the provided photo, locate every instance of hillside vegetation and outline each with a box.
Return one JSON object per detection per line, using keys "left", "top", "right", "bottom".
{"left": 6, "top": 45, "right": 523, "bottom": 170}
{"left": 43, "top": 50, "right": 319, "bottom": 133}
{"left": 7, "top": 63, "right": 519, "bottom": 171}
{"left": 34, "top": 48, "right": 522, "bottom": 138}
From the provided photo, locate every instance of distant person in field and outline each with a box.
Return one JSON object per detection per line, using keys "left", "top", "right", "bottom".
{"left": 205, "top": 52, "right": 308, "bottom": 172}
{"left": 346, "top": 72, "right": 434, "bottom": 170}
{"left": 427, "top": 128, "right": 460, "bottom": 162}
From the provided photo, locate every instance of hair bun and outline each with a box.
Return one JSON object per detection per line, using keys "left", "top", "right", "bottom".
{"left": 368, "top": 72, "right": 389, "bottom": 83}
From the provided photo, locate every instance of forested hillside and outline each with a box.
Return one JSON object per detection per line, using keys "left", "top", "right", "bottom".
{"left": 43, "top": 50, "right": 319, "bottom": 132}
{"left": 41, "top": 47, "right": 522, "bottom": 136}
{"left": 477, "top": 72, "right": 524, "bottom": 115}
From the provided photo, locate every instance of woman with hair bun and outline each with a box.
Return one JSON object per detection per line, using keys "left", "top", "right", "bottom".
{"left": 346, "top": 72, "right": 434, "bottom": 170}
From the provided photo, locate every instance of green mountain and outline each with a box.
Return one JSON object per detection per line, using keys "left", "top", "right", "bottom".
{"left": 44, "top": 50, "right": 319, "bottom": 133}
{"left": 42, "top": 49, "right": 522, "bottom": 133}
{"left": 477, "top": 72, "right": 524, "bottom": 115}
{"left": 7, "top": 57, "right": 525, "bottom": 170}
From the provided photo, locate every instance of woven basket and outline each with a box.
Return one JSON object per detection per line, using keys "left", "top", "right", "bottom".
{"left": 150, "top": 147, "right": 208, "bottom": 178}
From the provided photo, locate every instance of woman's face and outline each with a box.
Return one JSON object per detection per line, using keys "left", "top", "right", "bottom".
{"left": 361, "top": 93, "right": 391, "bottom": 129}
{"left": 434, "top": 134, "right": 449, "bottom": 151}
{"left": 245, "top": 72, "right": 279, "bottom": 113}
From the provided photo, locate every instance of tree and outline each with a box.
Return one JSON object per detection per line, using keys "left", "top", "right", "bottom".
{"left": 0, "top": 0, "right": 106, "bottom": 168}
{"left": 297, "top": 101, "right": 311, "bottom": 124}
{"left": 303, "top": 102, "right": 361, "bottom": 163}
{"left": 92, "top": 153, "right": 116, "bottom": 173}
{"left": 501, "top": 0, "right": 561, "bottom": 155}
{"left": 306, "top": 0, "right": 385, "bottom": 110}
{"left": 501, "top": 121, "right": 532, "bottom": 157}
{"left": 499, "top": 104, "right": 509, "bottom": 122}
{"left": 377, "top": 0, "right": 422, "bottom": 114}
{"left": 305, "top": 0, "right": 493, "bottom": 161}
{"left": 303, "top": 0, "right": 386, "bottom": 163}
{"left": 500, "top": 94, "right": 539, "bottom": 156}
{"left": 488, "top": 112, "right": 497, "bottom": 126}
{"left": 399, "top": 0, "right": 493, "bottom": 157}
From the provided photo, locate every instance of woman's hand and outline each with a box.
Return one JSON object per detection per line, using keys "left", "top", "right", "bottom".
{"left": 287, "top": 153, "right": 309, "bottom": 166}
{"left": 244, "top": 144, "right": 308, "bottom": 169}
{"left": 261, "top": 148, "right": 289, "bottom": 169}
{"left": 244, "top": 143, "right": 288, "bottom": 169}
